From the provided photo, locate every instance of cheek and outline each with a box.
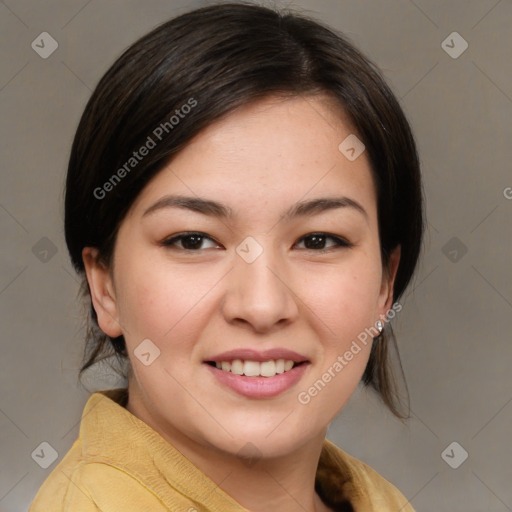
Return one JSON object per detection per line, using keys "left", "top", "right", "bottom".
{"left": 114, "top": 255, "right": 222, "bottom": 345}
{"left": 295, "top": 262, "right": 381, "bottom": 421}
{"left": 301, "top": 258, "right": 382, "bottom": 342}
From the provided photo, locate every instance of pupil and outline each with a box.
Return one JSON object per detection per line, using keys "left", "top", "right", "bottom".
{"left": 306, "top": 235, "right": 325, "bottom": 249}
{"left": 183, "top": 235, "right": 202, "bottom": 249}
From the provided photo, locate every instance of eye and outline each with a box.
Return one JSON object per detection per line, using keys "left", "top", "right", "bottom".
{"left": 294, "top": 232, "right": 353, "bottom": 251}
{"left": 161, "top": 232, "right": 222, "bottom": 251}
{"left": 161, "top": 231, "right": 352, "bottom": 252}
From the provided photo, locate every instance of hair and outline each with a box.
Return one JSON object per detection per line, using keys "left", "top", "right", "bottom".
{"left": 65, "top": 1, "right": 424, "bottom": 419}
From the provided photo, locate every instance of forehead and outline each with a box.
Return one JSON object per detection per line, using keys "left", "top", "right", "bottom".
{"left": 128, "top": 94, "right": 377, "bottom": 222}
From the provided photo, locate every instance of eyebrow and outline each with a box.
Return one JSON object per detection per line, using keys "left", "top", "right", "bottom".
{"left": 142, "top": 194, "right": 368, "bottom": 221}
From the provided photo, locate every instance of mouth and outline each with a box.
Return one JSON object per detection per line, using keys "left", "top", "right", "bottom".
{"left": 204, "top": 358, "right": 310, "bottom": 398}
{"left": 204, "top": 359, "right": 308, "bottom": 378}
{"left": 203, "top": 348, "right": 310, "bottom": 398}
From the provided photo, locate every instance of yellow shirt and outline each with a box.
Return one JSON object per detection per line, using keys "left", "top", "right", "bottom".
{"left": 29, "top": 388, "right": 415, "bottom": 512}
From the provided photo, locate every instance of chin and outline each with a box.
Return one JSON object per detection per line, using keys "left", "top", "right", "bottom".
{"left": 199, "top": 414, "right": 322, "bottom": 461}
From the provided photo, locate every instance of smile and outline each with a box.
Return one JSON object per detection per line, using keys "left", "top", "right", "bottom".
{"left": 206, "top": 359, "right": 302, "bottom": 378}
{"left": 204, "top": 360, "right": 310, "bottom": 398}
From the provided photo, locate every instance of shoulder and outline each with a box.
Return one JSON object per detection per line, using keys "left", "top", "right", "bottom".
{"left": 30, "top": 458, "right": 168, "bottom": 512}
{"left": 29, "top": 390, "right": 167, "bottom": 512}
{"left": 318, "top": 439, "right": 415, "bottom": 511}
{"left": 345, "top": 451, "right": 415, "bottom": 510}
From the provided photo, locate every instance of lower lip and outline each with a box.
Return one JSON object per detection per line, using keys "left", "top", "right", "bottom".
{"left": 205, "top": 363, "right": 309, "bottom": 398}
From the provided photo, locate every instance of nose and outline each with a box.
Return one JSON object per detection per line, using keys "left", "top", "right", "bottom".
{"left": 221, "top": 244, "right": 300, "bottom": 333}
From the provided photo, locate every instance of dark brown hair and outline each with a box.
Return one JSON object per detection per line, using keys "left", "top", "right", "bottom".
{"left": 65, "top": 1, "right": 424, "bottom": 418}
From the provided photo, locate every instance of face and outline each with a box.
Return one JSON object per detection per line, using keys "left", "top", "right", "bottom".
{"left": 84, "top": 94, "right": 399, "bottom": 460}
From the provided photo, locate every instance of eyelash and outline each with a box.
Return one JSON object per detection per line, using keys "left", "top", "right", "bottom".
{"left": 161, "top": 231, "right": 353, "bottom": 253}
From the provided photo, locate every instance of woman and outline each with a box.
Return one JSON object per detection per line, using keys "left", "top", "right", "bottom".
{"left": 30, "top": 2, "right": 424, "bottom": 511}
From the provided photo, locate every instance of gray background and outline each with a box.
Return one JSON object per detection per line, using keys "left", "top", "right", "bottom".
{"left": 1, "top": 0, "right": 511, "bottom": 511}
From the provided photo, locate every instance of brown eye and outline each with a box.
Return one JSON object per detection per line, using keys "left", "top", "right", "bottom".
{"left": 295, "top": 233, "right": 352, "bottom": 251}
{"left": 162, "top": 232, "right": 221, "bottom": 251}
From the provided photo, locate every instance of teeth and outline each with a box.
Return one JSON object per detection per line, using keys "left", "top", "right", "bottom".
{"left": 243, "top": 360, "right": 261, "bottom": 377}
{"left": 213, "top": 358, "right": 298, "bottom": 377}
{"left": 231, "top": 359, "right": 243, "bottom": 375}
{"left": 260, "top": 360, "right": 276, "bottom": 377}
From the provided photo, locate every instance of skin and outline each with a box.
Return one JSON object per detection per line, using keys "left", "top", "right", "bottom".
{"left": 83, "top": 94, "right": 400, "bottom": 512}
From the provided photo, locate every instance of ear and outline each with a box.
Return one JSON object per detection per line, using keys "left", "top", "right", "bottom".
{"left": 82, "top": 247, "right": 123, "bottom": 338}
{"left": 377, "top": 245, "right": 401, "bottom": 316}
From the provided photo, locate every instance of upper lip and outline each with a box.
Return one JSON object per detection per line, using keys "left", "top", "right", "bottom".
{"left": 205, "top": 348, "right": 309, "bottom": 363}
